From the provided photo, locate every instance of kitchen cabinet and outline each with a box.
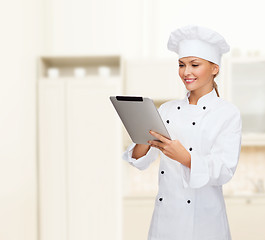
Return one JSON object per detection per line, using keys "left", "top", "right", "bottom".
{"left": 224, "top": 57, "right": 265, "bottom": 146}
{"left": 38, "top": 56, "right": 123, "bottom": 240}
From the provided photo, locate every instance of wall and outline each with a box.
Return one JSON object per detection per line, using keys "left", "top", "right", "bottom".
{"left": 0, "top": 1, "right": 43, "bottom": 239}
{"left": 43, "top": 0, "right": 265, "bottom": 58}
{"left": 43, "top": 0, "right": 122, "bottom": 55}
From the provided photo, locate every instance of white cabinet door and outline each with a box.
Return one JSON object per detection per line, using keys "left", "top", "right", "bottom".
{"left": 66, "top": 78, "right": 122, "bottom": 240}
{"left": 38, "top": 79, "right": 67, "bottom": 240}
{"left": 39, "top": 78, "right": 122, "bottom": 240}
{"left": 225, "top": 58, "right": 265, "bottom": 134}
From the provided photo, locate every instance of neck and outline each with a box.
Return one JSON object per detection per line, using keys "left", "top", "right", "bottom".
{"left": 188, "top": 87, "right": 213, "bottom": 105}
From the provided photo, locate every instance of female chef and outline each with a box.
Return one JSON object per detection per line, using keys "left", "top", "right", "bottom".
{"left": 123, "top": 25, "right": 242, "bottom": 240}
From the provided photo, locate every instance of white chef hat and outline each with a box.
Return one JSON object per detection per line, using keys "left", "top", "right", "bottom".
{"left": 167, "top": 25, "right": 230, "bottom": 66}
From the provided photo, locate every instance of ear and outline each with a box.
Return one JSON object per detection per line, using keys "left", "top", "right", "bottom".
{"left": 212, "top": 64, "right": 219, "bottom": 75}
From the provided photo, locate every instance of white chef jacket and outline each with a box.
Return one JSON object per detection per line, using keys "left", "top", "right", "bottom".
{"left": 123, "top": 88, "right": 242, "bottom": 240}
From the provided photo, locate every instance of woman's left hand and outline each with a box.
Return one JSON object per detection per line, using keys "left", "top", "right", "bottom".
{"left": 148, "top": 130, "right": 191, "bottom": 168}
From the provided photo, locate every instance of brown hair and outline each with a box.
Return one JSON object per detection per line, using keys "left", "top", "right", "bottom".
{"left": 213, "top": 79, "right": 219, "bottom": 97}
{"left": 211, "top": 62, "right": 220, "bottom": 97}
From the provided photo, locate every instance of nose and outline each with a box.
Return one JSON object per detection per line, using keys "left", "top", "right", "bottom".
{"left": 183, "top": 66, "right": 191, "bottom": 76}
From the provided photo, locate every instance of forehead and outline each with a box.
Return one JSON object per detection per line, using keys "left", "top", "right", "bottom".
{"left": 179, "top": 56, "right": 205, "bottom": 62}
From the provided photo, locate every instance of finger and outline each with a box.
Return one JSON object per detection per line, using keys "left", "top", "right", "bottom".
{"left": 151, "top": 144, "right": 164, "bottom": 152}
{"left": 148, "top": 140, "right": 164, "bottom": 149}
{"left": 149, "top": 130, "right": 170, "bottom": 144}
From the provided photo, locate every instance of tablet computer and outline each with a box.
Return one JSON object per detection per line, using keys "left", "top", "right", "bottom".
{"left": 110, "top": 96, "right": 171, "bottom": 144}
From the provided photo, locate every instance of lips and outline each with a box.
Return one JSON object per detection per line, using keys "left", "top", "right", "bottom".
{"left": 185, "top": 78, "right": 197, "bottom": 83}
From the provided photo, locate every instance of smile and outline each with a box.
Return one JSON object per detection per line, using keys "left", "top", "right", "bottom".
{"left": 185, "top": 78, "right": 197, "bottom": 83}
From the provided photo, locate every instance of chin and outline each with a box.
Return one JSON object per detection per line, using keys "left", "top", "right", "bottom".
{"left": 185, "top": 85, "right": 196, "bottom": 91}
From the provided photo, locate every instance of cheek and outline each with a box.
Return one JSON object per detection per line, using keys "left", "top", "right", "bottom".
{"left": 178, "top": 68, "right": 184, "bottom": 78}
{"left": 194, "top": 67, "right": 210, "bottom": 79}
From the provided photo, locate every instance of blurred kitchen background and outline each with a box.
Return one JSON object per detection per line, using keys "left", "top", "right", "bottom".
{"left": 1, "top": 0, "right": 265, "bottom": 240}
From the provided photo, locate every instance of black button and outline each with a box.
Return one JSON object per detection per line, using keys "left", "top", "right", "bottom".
{"left": 177, "top": 106, "right": 181, "bottom": 110}
{"left": 192, "top": 122, "right": 196, "bottom": 125}
{"left": 159, "top": 198, "right": 163, "bottom": 201}
{"left": 161, "top": 171, "right": 164, "bottom": 174}
{"left": 166, "top": 120, "right": 170, "bottom": 124}
{"left": 203, "top": 106, "right": 206, "bottom": 110}
{"left": 189, "top": 147, "right": 192, "bottom": 151}
{"left": 187, "top": 200, "right": 191, "bottom": 204}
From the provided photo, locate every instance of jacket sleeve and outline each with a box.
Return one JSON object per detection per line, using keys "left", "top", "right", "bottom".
{"left": 122, "top": 142, "right": 159, "bottom": 170}
{"left": 180, "top": 106, "right": 242, "bottom": 188}
{"left": 122, "top": 104, "right": 165, "bottom": 170}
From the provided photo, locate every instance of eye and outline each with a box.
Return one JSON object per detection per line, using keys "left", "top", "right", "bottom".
{"left": 192, "top": 64, "right": 199, "bottom": 67}
{"left": 179, "top": 64, "right": 184, "bottom": 67}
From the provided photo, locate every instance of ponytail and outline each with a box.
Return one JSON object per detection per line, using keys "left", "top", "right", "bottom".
{"left": 210, "top": 61, "right": 220, "bottom": 97}
{"left": 213, "top": 80, "right": 220, "bottom": 97}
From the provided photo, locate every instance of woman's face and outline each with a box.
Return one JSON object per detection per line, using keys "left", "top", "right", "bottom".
{"left": 178, "top": 57, "right": 219, "bottom": 92}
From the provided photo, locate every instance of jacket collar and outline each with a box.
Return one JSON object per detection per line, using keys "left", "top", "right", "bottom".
{"left": 184, "top": 88, "right": 218, "bottom": 108}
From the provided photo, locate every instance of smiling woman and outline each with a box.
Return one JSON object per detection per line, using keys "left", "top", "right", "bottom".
{"left": 178, "top": 57, "right": 219, "bottom": 104}
{"left": 123, "top": 25, "right": 242, "bottom": 240}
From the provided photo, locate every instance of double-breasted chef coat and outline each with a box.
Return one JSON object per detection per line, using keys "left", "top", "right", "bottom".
{"left": 123, "top": 88, "right": 242, "bottom": 240}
